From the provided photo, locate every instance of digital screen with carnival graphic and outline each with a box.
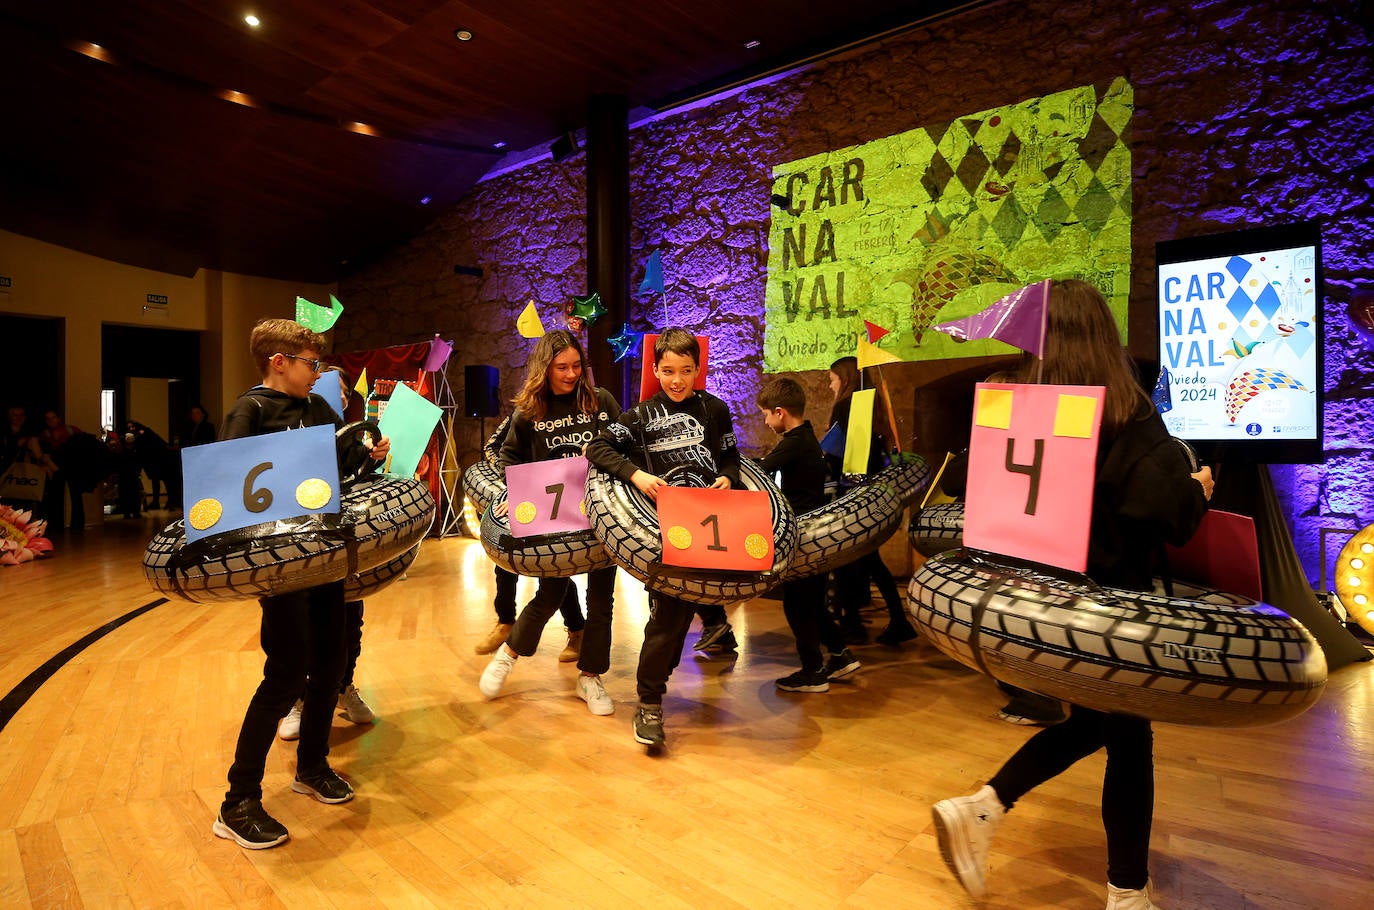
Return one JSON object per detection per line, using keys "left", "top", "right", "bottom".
{"left": 1156, "top": 221, "right": 1322, "bottom": 464}
{"left": 763, "top": 79, "right": 1133, "bottom": 371}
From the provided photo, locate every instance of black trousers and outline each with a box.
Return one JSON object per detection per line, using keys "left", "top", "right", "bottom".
{"left": 505, "top": 568, "right": 616, "bottom": 675}
{"left": 225, "top": 581, "right": 348, "bottom": 803}
{"left": 833, "top": 549, "right": 904, "bottom": 627}
{"left": 989, "top": 706, "right": 1154, "bottom": 890}
{"left": 782, "top": 576, "right": 843, "bottom": 671}
{"left": 492, "top": 565, "right": 584, "bottom": 630}
{"left": 340, "top": 599, "right": 364, "bottom": 689}
{"left": 635, "top": 592, "right": 699, "bottom": 705}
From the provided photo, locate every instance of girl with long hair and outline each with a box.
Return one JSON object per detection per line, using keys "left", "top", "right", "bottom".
{"left": 932, "top": 279, "right": 1214, "bottom": 910}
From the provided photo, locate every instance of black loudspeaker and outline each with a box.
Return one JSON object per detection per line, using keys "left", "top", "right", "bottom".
{"left": 464, "top": 365, "right": 500, "bottom": 418}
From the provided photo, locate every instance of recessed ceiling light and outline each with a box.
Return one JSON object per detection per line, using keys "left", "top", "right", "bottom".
{"left": 744, "top": 39, "right": 761, "bottom": 49}
{"left": 454, "top": 28, "right": 474, "bottom": 42}
{"left": 245, "top": 14, "right": 261, "bottom": 28}
{"left": 420, "top": 196, "right": 432, "bottom": 205}
{"left": 493, "top": 140, "right": 507, "bottom": 149}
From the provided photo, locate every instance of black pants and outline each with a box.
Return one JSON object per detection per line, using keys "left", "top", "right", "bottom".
{"left": 492, "top": 565, "right": 585, "bottom": 630}
{"left": 833, "top": 549, "right": 904, "bottom": 627}
{"left": 988, "top": 706, "right": 1153, "bottom": 890}
{"left": 340, "top": 600, "right": 364, "bottom": 689}
{"left": 225, "top": 581, "right": 348, "bottom": 803}
{"left": 506, "top": 568, "right": 616, "bottom": 675}
{"left": 783, "top": 576, "right": 843, "bottom": 672}
{"left": 694, "top": 604, "right": 728, "bottom": 627}
{"left": 636, "top": 592, "right": 699, "bottom": 705}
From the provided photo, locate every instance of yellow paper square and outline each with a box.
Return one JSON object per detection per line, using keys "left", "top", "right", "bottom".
{"left": 974, "top": 388, "right": 1013, "bottom": 429}
{"left": 1053, "top": 394, "right": 1099, "bottom": 438}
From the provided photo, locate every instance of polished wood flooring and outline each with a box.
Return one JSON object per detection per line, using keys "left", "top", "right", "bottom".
{"left": 2, "top": 514, "right": 1372, "bottom": 909}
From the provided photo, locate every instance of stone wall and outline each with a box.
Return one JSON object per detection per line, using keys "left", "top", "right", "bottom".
{"left": 338, "top": 0, "right": 1373, "bottom": 583}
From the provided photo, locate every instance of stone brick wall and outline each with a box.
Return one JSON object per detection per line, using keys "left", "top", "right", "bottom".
{"left": 339, "top": 0, "right": 1373, "bottom": 583}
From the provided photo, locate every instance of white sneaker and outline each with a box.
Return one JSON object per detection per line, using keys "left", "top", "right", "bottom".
{"left": 277, "top": 700, "right": 303, "bottom": 741}
{"left": 338, "top": 684, "right": 375, "bottom": 724}
{"left": 1106, "top": 882, "right": 1161, "bottom": 910}
{"left": 576, "top": 674, "right": 614, "bottom": 716}
{"left": 479, "top": 649, "right": 517, "bottom": 699}
{"left": 932, "top": 784, "right": 1005, "bottom": 898}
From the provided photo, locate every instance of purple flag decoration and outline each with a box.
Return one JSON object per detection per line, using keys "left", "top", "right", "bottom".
{"left": 933, "top": 278, "right": 1050, "bottom": 358}
{"left": 423, "top": 336, "right": 453, "bottom": 372}
{"left": 1152, "top": 364, "right": 1173, "bottom": 414}
{"left": 638, "top": 249, "right": 664, "bottom": 295}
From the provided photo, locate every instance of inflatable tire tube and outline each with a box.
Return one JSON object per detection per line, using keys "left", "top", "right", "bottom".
{"left": 479, "top": 487, "right": 615, "bottom": 578}
{"left": 870, "top": 457, "right": 932, "bottom": 510}
{"left": 143, "top": 475, "right": 435, "bottom": 604}
{"left": 909, "top": 500, "right": 966, "bottom": 556}
{"left": 345, "top": 542, "right": 421, "bottom": 600}
{"left": 907, "top": 548, "right": 1327, "bottom": 727}
{"left": 783, "top": 481, "right": 903, "bottom": 581}
{"left": 586, "top": 458, "right": 798, "bottom": 606}
{"left": 463, "top": 460, "right": 504, "bottom": 516}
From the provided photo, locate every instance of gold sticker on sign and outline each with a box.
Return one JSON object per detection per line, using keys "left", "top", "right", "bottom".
{"left": 579, "top": 499, "right": 586, "bottom": 516}
{"left": 744, "top": 533, "right": 770, "bottom": 560}
{"left": 666, "top": 525, "right": 693, "bottom": 549}
{"left": 514, "top": 500, "right": 538, "bottom": 524}
{"left": 296, "top": 478, "right": 333, "bottom": 510}
{"left": 188, "top": 498, "right": 223, "bottom": 531}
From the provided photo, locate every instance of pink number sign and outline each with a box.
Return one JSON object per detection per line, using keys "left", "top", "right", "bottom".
{"left": 964, "top": 383, "right": 1105, "bottom": 572}
{"left": 505, "top": 456, "right": 592, "bottom": 537}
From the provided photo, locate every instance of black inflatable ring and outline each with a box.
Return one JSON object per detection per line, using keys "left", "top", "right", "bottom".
{"left": 908, "top": 548, "right": 1327, "bottom": 727}
{"left": 586, "top": 458, "right": 798, "bottom": 606}
{"left": 463, "top": 460, "right": 504, "bottom": 516}
{"left": 479, "top": 485, "right": 615, "bottom": 578}
{"left": 909, "top": 500, "right": 967, "bottom": 556}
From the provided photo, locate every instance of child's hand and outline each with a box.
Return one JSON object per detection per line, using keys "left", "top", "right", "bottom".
{"left": 632, "top": 469, "right": 666, "bottom": 500}
{"left": 369, "top": 435, "right": 391, "bottom": 461}
{"left": 709, "top": 475, "right": 731, "bottom": 490}
{"left": 494, "top": 499, "right": 509, "bottom": 517}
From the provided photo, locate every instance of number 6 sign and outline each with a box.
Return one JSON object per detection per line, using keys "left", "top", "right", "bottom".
{"left": 505, "top": 456, "right": 592, "bottom": 538}
{"left": 656, "top": 486, "right": 774, "bottom": 571}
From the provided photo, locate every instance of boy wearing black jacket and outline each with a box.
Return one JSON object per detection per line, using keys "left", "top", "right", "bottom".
{"left": 212, "top": 318, "right": 389, "bottom": 850}
{"left": 585, "top": 329, "right": 739, "bottom": 749}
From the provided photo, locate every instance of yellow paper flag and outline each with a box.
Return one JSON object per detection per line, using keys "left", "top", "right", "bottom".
{"left": 354, "top": 367, "right": 369, "bottom": 398}
{"left": 857, "top": 334, "right": 901, "bottom": 369}
{"left": 842, "top": 389, "right": 876, "bottom": 476}
{"left": 517, "top": 301, "right": 546, "bottom": 338}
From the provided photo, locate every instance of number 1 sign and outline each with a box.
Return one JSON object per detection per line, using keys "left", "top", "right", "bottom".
{"left": 656, "top": 487, "right": 774, "bottom": 571}
{"left": 505, "top": 456, "right": 592, "bottom": 538}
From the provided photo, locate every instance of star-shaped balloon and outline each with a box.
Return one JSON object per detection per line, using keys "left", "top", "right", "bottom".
{"left": 569, "top": 292, "right": 608, "bottom": 328}
{"left": 607, "top": 324, "right": 642, "bottom": 363}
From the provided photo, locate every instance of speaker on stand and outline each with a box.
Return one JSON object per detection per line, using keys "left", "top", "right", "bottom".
{"left": 464, "top": 364, "right": 500, "bottom": 447}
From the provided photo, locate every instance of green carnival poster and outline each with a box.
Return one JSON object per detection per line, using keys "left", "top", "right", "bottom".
{"left": 763, "top": 79, "right": 1133, "bottom": 372}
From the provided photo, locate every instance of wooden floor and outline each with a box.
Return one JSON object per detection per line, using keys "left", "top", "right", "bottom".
{"left": 2, "top": 515, "right": 1372, "bottom": 910}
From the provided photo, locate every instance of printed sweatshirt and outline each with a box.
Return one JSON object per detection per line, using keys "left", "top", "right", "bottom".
{"left": 585, "top": 389, "right": 740, "bottom": 488}
{"left": 500, "top": 387, "right": 622, "bottom": 466}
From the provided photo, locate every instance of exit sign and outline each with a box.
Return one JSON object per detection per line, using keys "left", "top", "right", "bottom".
{"left": 0, "top": 276, "right": 11, "bottom": 288}
{"left": 146, "top": 293, "right": 169, "bottom": 305}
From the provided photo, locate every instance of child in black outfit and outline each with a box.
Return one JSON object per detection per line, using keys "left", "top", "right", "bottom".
{"left": 585, "top": 328, "right": 739, "bottom": 749}
{"left": 756, "top": 377, "right": 860, "bottom": 692}
{"left": 212, "top": 318, "right": 390, "bottom": 850}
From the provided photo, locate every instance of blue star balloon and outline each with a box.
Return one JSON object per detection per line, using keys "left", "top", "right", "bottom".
{"left": 607, "top": 324, "right": 641, "bottom": 362}
{"left": 569, "top": 291, "right": 608, "bottom": 327}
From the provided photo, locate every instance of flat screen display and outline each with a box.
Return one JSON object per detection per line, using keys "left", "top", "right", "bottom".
{"left": 1156, "top": 221, "right": 1322, "bottom": 464}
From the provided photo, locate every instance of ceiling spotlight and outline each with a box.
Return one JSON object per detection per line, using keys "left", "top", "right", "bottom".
{"left": 420, "top": 196, "right": 432, "bottom": 205}
{"left": 744, "top": 39, "right": 761, "bottom": 49}
{"left": 454, "top": 28, "right": 474, "bottom": 41}
{"left": 245, "top": 14, "right": 261, "bottom": 28}
{"left": 493, "top": 140, "right": 507, "bottom": 149}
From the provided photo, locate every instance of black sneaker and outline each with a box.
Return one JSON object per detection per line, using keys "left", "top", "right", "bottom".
{"left": 693, "top": 622, "right": 733, "bottom": 651}
{"left": 292, "top": 766, "right": 355, "bottom": 804}
{"left": 633, "top": 705, "right": 666, "bottom": 747}
{"left": 824, "top": 649, "right": 862, "bottom": 680}
{"left": 875, "top": 622, "right": 919, "bottom": 646}
{"left": 775, "top": 668, "right": 830, "bottom": 692}
{"left": 212, "top": 798, "right": 289, "bottom": 849}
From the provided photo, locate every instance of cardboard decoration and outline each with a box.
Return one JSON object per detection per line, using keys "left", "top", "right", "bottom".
{"left": 311, "top": 370, "right": 349, "bottom": 420}
{"left": 505, "top": 456, "right": 593, "bottom": 538}
{"left": 656, "top": 486, "right": 774, "bottom": 571}
{"left": 1165, "top": 510, "right": 1263, "bottom": 601}
{"left": 963, "top": 382, "right": 1105, "bottom": 571}
{"left": 842, "top": 389, "right": 876, "bottom": 476}
{"left": 639, "top": 333, "right": 710, "bottom": 402}
{"left": 181, "top": 424, "right": 341, "bottom": 544}
{"left": 377, "top": 381, "right": 443, "bottom": 478}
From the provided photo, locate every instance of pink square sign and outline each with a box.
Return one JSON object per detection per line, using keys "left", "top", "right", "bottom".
{"left": 964, "top": 383, "right": 1105, "bottom": 572}
{"left": 505, "top": 456, "right": 592, "bottom": 537}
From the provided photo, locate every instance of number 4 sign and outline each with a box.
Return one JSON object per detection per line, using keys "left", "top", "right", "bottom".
{"left": 656, "top": 487, "right": 774, "bottom": 571}
{"left": 963, "top": 383, "right": 1105, "bottom": 572}
{"left": 505, "top": 456, "right": 592, "bottom": 538}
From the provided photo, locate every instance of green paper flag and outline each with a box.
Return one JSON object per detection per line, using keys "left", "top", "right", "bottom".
{"left": 296, "top": 294, "right": 344, "bottom": 332}
{"left": 377, "top": 382, "right": 442, "bottom": 478}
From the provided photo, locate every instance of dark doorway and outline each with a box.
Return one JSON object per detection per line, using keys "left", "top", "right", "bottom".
{"left": 102, "top": 324, "right": 201, "bottom": 439}
{"left": 0, "top": 314, "right": 63, "bottom": 425}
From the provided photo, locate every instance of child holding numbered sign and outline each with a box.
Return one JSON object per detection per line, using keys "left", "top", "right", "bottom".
{"left": 212, "top": 318, "right": 390, "bottom": 851}
{"left": 477, "top": 330, "right": 622, "bottom": 715}
{"left": 585, "top": 328, "right": 741, "bottom": 750}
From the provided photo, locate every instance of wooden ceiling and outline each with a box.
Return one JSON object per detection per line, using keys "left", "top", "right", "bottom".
{"left": 0, "top": 0, "right": 989, "bottom": 283}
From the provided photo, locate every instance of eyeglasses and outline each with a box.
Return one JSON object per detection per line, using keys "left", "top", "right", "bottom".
{"left": 279, "top": 353, "right": 325, "bottom": 372}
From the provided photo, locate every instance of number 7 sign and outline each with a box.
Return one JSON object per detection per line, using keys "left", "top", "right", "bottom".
{"left": 506, "top": 456, "right": 592, "bottom": 538}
